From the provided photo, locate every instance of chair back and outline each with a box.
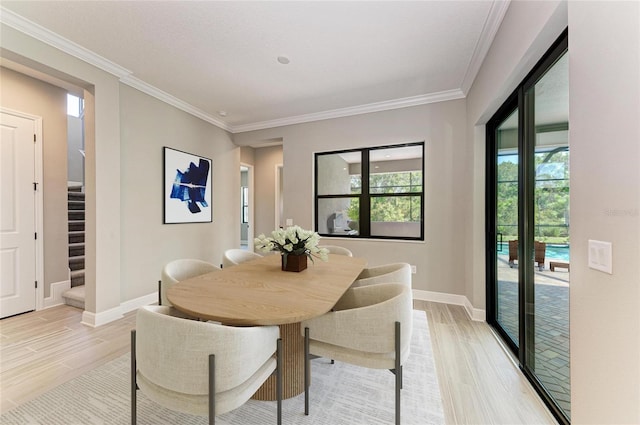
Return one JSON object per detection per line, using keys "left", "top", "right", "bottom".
{"left": 318, "top": 283, "right": 413, "bottom": 356}
{"left": 352, "top": 262, "right": 411, "bottom": 288}
{"left": 161, "top": 259, "right": 220, "bottom": 306}
{"left": 222, "top": 249, "right": 262, "bottom": 268}
{"left": 318, "top": 245, "right": 353, "bottom": 257}
{"left": 136, "top": 305, "right": 279, "bottom": 394}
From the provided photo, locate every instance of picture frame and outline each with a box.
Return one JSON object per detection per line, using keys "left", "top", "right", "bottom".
{"left": 163, "top": 147, "right": 213, "bottom": 224}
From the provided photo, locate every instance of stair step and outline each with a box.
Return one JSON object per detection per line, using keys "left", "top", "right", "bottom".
{"left": 62, "top": 285, "right": 85, "bottom": 309}
{"left": 68, "top": 211, "right": 84, "bottom": 221}
{"left": 69, "top": 242, "right": 84, "bottom": 257}
{"left": 70, "top": 269, "right": 85, "bottom": 287}
{"left": 68, "top": 200, "right": 85, "bottom": 211}
{"left": 69, "top": 220, "right": 85, "bottom": 232}
{"left": 68, "top": 192, "right": 85, "bottom": 201}
{"left": 69, "top": 231, "right": 85, "bottom": 244}
{"left": 69, "top": 255, "right": 85, "bottom": 271}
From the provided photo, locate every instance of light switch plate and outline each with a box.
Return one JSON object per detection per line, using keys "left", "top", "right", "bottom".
{"left": 588, "top": 240, "right": 613, "bottom": 274}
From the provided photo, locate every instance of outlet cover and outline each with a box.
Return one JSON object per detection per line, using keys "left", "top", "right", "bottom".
{"left": 588, "top": 240, "right": 612, "bottom": 274}
{"left": 285, "top": 218, "right": 293, "bottom": 226}
{"left": 410, "top": 265, "right": 417, "bottom": 274}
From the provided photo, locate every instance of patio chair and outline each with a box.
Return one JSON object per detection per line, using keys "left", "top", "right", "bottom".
{"left": 508, "top": 240, "right": 546, "bottom": 271}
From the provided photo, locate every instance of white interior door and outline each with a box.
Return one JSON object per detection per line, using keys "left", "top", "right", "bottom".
{"left": 1, "top": 112, "right": 37, "bottom": 318}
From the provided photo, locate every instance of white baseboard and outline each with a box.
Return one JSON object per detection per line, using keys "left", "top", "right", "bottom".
{"left": 412, "top": 289, "right": 486, "bottom": 322}
{"left": 43, "top": 279, "right": 71, "bottom": 309}
{"left": 82, "top": 292, "right": 157, "bottom": 327}
{"left": 120, "top": 292, "right": 158, "bottom": 314}
{"left": 82, "top": 306, "right": 124, "bottom": 328}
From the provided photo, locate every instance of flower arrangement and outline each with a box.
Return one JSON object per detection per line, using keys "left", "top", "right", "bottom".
{"left": 255, "top": 226, "right": 329, "bottom": 270}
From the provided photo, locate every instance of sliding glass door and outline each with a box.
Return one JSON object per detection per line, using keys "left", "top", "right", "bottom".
{"left": 486, "top": 31, "right": 570, "bottom": 424}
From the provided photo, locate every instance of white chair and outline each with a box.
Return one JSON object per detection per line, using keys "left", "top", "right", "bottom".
{"left": 317, "top": 245, "right": 353, "bottom": 257}
{"left": 222, "top": 249, "right": 263, "bottom": 268}
{"left": 352, "top": 262, "right": 412, "bottom": 288}
{"left": 132, "top": 305, "right": 282, "bottom": 425}
{"left": 301, "top": 283, "right": 413, "bottom": 425}
{"left": 160, "top": 259, "right": 220, "bottom": 306}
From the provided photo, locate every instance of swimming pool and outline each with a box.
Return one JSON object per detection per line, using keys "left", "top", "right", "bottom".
{"left": 497, "top": 242, "right": 570, "bottom": 261}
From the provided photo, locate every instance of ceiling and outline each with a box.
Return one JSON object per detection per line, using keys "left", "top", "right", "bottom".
{"left": 0, "top": 1, "right": 510, "bottom": 133}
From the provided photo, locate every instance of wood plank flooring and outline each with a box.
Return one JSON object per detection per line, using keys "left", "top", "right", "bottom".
{"left": 1, "top": 302, "right": 556, "bottom": 423}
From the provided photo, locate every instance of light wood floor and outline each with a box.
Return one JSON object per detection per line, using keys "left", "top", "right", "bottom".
{"left": 1, "top": 302, "right": 556, "bottom": 423}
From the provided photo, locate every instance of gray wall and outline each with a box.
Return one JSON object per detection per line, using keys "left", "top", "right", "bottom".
{"left": 466, "top": 0, "right": 640, "bottom": 422}
{"left": 0, "top": 67, "right": 69, "bottom": 298}
{"left": 234, "top": 99, "right": 467, "bottom": 296}
{"left": 119, "top": 84, "right": 238, "bottom": 301}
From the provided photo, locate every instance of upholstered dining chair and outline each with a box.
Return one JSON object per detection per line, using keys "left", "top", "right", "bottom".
{"left": 159, "top": 259, "right": 220, "bottom": 306}
{"left": 222, "top": 249, "right": 263, "bottom": 268}
{"left": 132, "top": 305, "right": 282, "bottom": 425}
{"left": 317, "top": 245, "right": 353, "bottom": 257}
{"left": 301, "top": 283, "right": 413, "bottom": 425}
{"left": 351, "top": 262, "right": 412, "bottom": 288}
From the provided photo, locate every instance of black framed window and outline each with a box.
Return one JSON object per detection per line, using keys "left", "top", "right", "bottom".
{"left": 314, "top": 142, "right": 424, "bottom": 240}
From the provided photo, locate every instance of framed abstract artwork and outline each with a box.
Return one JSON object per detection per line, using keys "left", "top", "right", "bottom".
{"left": 163, "top": 147, "right": 212, "bottom": 224}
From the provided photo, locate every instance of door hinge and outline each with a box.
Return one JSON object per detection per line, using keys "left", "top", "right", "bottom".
{"left": 35, "top": 280, "right": 38, "bottom": 289}
{"left": 34, "top": 232, "right": 37, "bottom": 240}
{"left": 34, "top": 134, "right": 36, "bottom": 143}
{"left": 33, "top": 182, "right": 38, "bottom": 191}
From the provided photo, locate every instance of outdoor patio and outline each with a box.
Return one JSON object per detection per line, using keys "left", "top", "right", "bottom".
{"left": 496, "top": 255, "right": 571, "bottom": 418}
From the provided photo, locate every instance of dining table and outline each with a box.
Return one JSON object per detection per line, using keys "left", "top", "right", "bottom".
{"left": 167, "top": 252, "right": 367, "bottom": 400}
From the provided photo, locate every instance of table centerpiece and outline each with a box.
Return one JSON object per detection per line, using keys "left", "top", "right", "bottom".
{"left": 255, "top": 226, "right": 329, "bottom": 272}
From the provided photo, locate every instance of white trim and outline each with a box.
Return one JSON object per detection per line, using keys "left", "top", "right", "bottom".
{"left": 460, "top": 0, "right": 511, "bottom": 95}
{"left": 81, "top": 292, "right": 157, "bottom": 327}
{"left": 120, "top": 75, "right": 232, "bottom": 132}
{"left": 412, "top": 289, "right": 486, "bottom": 322}
{"left": 240, "top": 162, "right": 255, "bottom": 251}
{"left": 232, "top": 90, "right": 466, "bottom": 133}
{"left": 275, "top": 164, "right": 284, "bottom": 229}
{"left": 120, "top": 292, "right": 158, "bottom": 314}
{"left": 0, "top": 5, "right": 503, "bottom": 134}
{"left": 0, "top": 7, "right": 131, "bottom": 78}
{"left": 81, "top": 306, "right": 124, "bottom": 328}
{"left": 43, "top": 279, "right": 71, "bottom": 308}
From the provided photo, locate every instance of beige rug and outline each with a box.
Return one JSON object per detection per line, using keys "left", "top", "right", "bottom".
{"left": 1, "top": 310, "right": 443, "bottom": 424}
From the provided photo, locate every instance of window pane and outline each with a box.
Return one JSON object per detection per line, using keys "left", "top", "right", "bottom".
{"left": 370, "top": 195, "right": 421, "bottom": 238}
{"left": 317, "top": 198, "right": 359, "bottom": 235}
{"left": 370, "top": 146, "right": 422, "bottom": 194}
{"left": 317, "top": 152, "right": 361, "bottom": 196}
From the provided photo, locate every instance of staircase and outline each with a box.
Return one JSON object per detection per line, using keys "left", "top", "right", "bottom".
{"left": 62, "top": 186, "right": 85, "bottom": 309}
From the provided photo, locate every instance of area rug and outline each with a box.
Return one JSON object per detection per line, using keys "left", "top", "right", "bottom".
{"left": 1, "top": 310, "right": 444, "bottom": 424}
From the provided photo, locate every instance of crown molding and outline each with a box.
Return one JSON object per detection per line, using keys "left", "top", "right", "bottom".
{"left": 460, "top": 0, "right": 511, "bottom": 95}
{"left": 231, "top": 89, "right": 466, "bottom": 133}
{"left": 120, "top": 75, "right": 232, "bottom": 132}
{"left": 0, "top": 6, "right": 131, "bottom": 78}
{"left": 2, "top": 5, "right": 475, "bottom": 135}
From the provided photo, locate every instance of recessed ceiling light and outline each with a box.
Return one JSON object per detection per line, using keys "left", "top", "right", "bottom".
{"left": 385, "top": 154, "right": 391, "bottom": 158}
{"left": 218, "top": 111, "right": 227, "bottom": 117}
{"left": 277, "top": 56, "right": 290, "bottom": 65}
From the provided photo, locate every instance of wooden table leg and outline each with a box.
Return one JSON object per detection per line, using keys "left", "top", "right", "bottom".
{"left": 252, "top": 322, "right": 305, "bottom": 400}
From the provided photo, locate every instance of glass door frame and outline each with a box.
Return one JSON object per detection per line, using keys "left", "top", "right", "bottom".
{"left": 485, "top": 29, "right": 569, "bottom": 425}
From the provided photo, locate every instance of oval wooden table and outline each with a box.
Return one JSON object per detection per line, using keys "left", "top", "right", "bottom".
{"left": 167, "top": 253, "right": 367, "bottom": 400}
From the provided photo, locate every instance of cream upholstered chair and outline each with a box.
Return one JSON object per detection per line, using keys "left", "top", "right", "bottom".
{"left": 317, "top": 245, "right": 353, "bottom": 257}
{"left": 160, "top": 259, "right": 220, "bottom": 306}
{"left": 132, "top": 305, "right": 282, "bottom": 425}
{"left": 301, "top": 283, "right": 413, "bottom": 425}
{"left": 222, "top": 249, "right": 262, "bottom": 268}
{"left": 351, "top": 262, "right": 412, "bottom": 288}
